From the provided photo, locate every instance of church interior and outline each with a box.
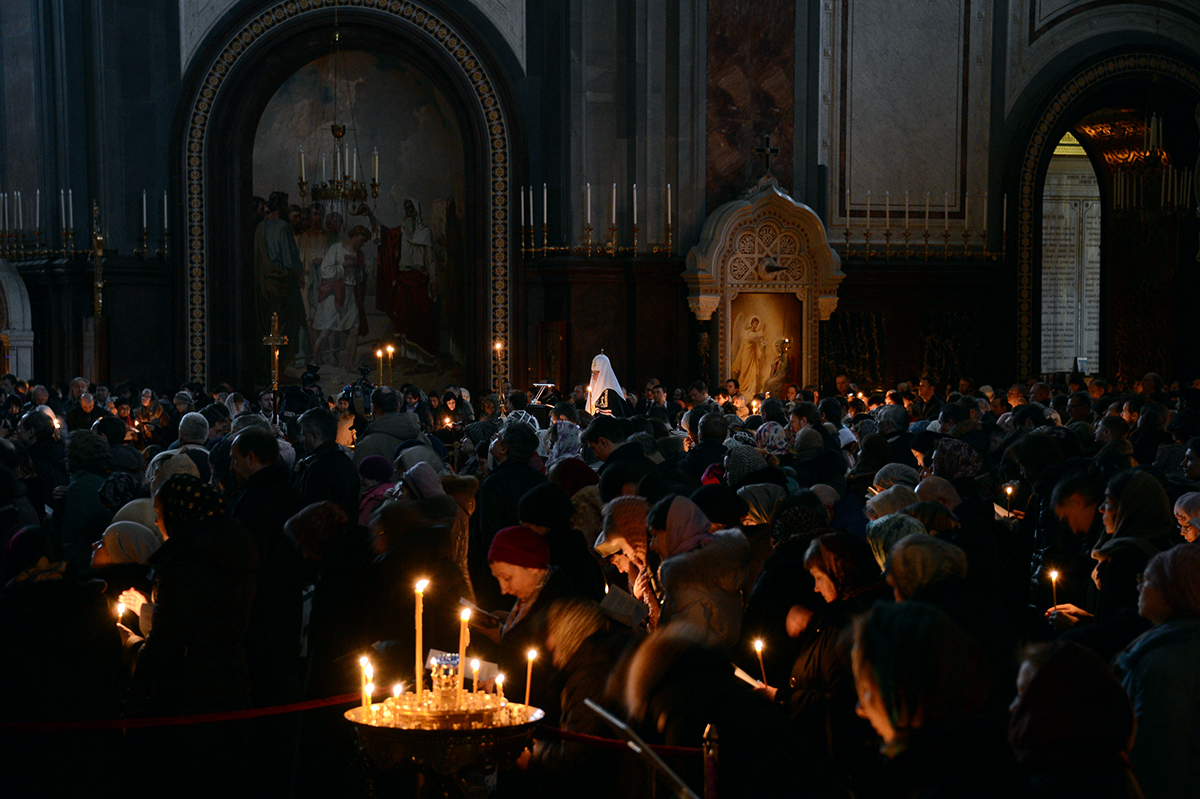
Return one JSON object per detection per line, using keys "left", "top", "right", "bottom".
{"left": 0, "top": 0, "right": 1198, "bottom": 404}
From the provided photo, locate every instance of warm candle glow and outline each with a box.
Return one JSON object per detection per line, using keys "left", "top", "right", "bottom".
{"left": 527, "top": 649, "right": 537, "bottom": 661}
{"left": 754, "top": 639, "right": 763, "bottom": 653}
{"left": 364, "top": 662, "right": 373, "bottom": 681}
{"left": 386, "top": 344, "right": 395, "bottom": 355}
{"left": 393, "top": 683, "right": 403, "bottom": 697}
{"left": 1005, "top": 485, "right": 1014, "bottom": 496}
{"left": 365, "top": 683, "right": 374, "bottom": 697}
{"left": 376, "top": 349, "right": 383, "bottom": 358}
{"left": 116, "top": 602, "right": 125, "bottom": 619}
{"left": 415, "top": 579, "right": 428, "bottom": 594}
{"left": 1049, "top": 570, "right": 1058, "bottom": 582}
{"left": 360, "top": 655, "right": 369, "bottom": 666}
{"left": 461, "top": 608, "right": 472, "bottom": 622}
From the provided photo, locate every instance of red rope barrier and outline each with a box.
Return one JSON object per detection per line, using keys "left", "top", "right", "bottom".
{"left": 0, "top": 692, "right": 359, "bottom": 733}
{"left": 534, "top": 724, "right": 702, "bottom": 757}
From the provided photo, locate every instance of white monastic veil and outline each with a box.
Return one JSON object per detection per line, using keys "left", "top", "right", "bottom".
{"left": 586, "top": 353, "right": 625, "bottom": 415}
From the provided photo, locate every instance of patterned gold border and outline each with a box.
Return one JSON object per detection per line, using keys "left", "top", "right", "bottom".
{"left": 184, "top": 0, "right": 510, "bottom": 386}
{"left": 1016, "top": 53, "right": 1199, "bottom": 378}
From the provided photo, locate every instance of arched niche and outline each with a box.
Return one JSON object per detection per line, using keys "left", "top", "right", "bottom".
{"left": 0, "top": 260, "right": 35, "bottom": 379}
{"left": 684, "top": 177, "right": 844, "bottom": 393}
{"left": 175, "top": 1, "right": 518, "bottom": 389}
{"left": 1011, "top": 52, "right": 1200, "bottom": 381}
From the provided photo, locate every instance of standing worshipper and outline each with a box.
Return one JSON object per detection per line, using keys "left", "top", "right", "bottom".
{"left": 293, "top": 408, "right": 360, "bottom": 523}
{"left": 585, "top": 353, "right": 633, "bottom": 417}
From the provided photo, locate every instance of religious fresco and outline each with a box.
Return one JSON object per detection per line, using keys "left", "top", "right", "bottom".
{"left": 728, "top": 292, "right": 801, "bottom": 398}
{"left": 252, "top": 49, "right": 467, "bottom": 390}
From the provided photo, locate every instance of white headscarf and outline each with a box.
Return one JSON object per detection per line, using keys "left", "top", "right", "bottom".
{"left": 586, "top": 353, "right": 625, "bottom": 415}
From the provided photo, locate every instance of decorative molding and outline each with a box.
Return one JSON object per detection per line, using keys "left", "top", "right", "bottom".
{"left": 1015, "top": 53, "right": 1200, "bottom": 378}
{"left": 181, "top": 0, "right": 512, "bottom": 387}
{"left": 684, "top": 179, "right": 844, "bottom": 388}
{"left": 180, "top": 0, "right": 527, "bottom": 76}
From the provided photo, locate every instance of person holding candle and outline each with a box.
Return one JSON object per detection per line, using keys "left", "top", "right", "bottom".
{"left": 482, "top": 524, "right": 585, "bottom": 719}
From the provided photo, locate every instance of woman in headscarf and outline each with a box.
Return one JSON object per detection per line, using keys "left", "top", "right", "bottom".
{"left": 545, "top": 419, "right": 583, "bottom": 468}
{"left": 756, "top": 531, "right": 887, "bottom": 793}
{"left": 1009, "top": 642, "right": 1141, "bottom": 799}
{"left": 585, "top": 353, "right": 632, "bottom": 417}
{"left": 1113, "top": 544, "right": 1200, "bottom": 799}
{"left": 89, "top": 520, "right": 161, "bottom": 632}
{"left": 649, "top": 495, "right": 751, "bottom": 649}
{"left": 866, "top": 512, "right": 927, "bottom": 568}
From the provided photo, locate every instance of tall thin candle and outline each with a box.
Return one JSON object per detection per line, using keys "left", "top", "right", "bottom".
{"left": 525, "top": 649, "right": 537, "bottom": 710}
{"left": 414, "top": 579, "right": 428, "bottom": 697}
{"left": 542, "top": 183, "right": 547, "bottom": 225}
{"left": 666, "top": 183, "right": 672, "bottom": 225}
{"left": 586, "top": 183, "right": 591, "bottom": 225}
{"left": 457, "top": 608, "right": 471, "bottom": 696}
{"left": 163, "top": 192, "right": 167, "bottom": 231}
{"left": 904, "top": 191, "right": 909, "bottom": 231}
{"left": 754, "top": 639, "right": 767, "bottom": 684}
{"left": 632, "top": 184, "right": 637, "bottom": 225}
{"left": 142, "top": 190, "right": 147, "bottom": 229}
{"left": 611, "top": 183, "right": 617, "bottom": 226}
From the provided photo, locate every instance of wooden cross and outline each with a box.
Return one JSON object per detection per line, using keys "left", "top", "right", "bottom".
{"left": 753, "top": 134, "right": 780, "bottom": 172}
{"left": 262, "top": 312, "right": 288, "bottom": 424}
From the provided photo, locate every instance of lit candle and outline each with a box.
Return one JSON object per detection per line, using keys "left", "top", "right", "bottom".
{"left": 471, "top": 658, "right": 480, "bottom": 693}
{"left": 1005, "top": 483, "right": 1014, "bottom": 513}
{"left": 299, "top": 148, "right": 305, "bottom": 181}
{"left": 611, "top": 183, "right": 617, "bottom": 225}
{"left": 632, "top": 183, "right": 637, "bottom": 225}
{"left": 458, "top": 608, "right": 471, "bottom": 695}
{"left": 495, "top": 673, "right": 505, "bottom": 701}
{"left": 116, "top": 602, "right": 125, "bottom": 624}
{"left": 142, "top": 190, "right": 147, "bottom": 229}
{"left": 754, "top": 639, "right": 767, "bottom": 685}
{"left": 364, "top": 682, "right": 374, "bottom": 711}
{"left": 393, "top": 683, "right": 403, "bottom": 698}
{"left": 386, "top": 344, "right": 395, "bottom": 386}
{"left": 360, "top": 655, "right": 371, "bottom": 710}
{"left": 1049, "top": 569, "right": 1059, "bottom": 607}
{"left": 666, "top": 183, "right": 672, "bottom": 226}
{"left": 414, "top": 579, "right": 428, "bottom": 697}
{"left": 542, "top": 183, "right": 547, "bottom": 225}
{"left": 376, "top": 349, "right": 384, "bottom": 385}
{"left": 586, "top": 182, "right": 591, "bottom": 225}
{"left": 525, "top": 649, "right": 537, "bottom": 709}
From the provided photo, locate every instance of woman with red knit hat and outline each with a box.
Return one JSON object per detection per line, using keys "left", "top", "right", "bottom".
{"left": 483, "top": 524, "right": 584, "bottom": 718}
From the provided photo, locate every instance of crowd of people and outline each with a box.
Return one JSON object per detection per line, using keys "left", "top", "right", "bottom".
{"left": 1, "top": 359, "right": 1199, "bottom": 798}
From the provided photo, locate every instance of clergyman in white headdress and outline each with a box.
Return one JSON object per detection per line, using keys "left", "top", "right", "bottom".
{"left": 586, "top": 353, "right": 632, "bottom": 417}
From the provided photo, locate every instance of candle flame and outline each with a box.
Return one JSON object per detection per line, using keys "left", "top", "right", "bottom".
{"left": 1049, "top": 570, "right": 1059, "bottom": 582}
{"left": 116, "top": 602, "right": 125, "bottom": 618}
{"left": 1005, "top": 485, "right": 1014, "bottom": 496}
{"left": 375, "top": 349, "right": 383, "bottom": 358}
{"left": 365, "top": 682, "right": 374, "bottom": 696}
{"left": 754, "top": 639, "right": 764, "bottom": 653}
{"left": 495, "top": 674, "right": 505, "bottom": 686}
{"left": 359, "top": 655, "right": 369, "bottom": 666}
{"left": 415, "top": 579, "right": 429, "bottom": 593}
{"left": 393, "top": 683, "right": 403, "bottom": 697}
{"left": 364, "top": 662, "right": 373, "bottom": 680}
{"left": 494, "top": 340, "right": 503, "bottom": 350}
{"left": 471, "top": 658, "right": 480, "bottom": 672}
{"left": 386, "top": 344, "right": 395, "bottom": 354}
{"left": 461, "top": 608, "right": 472, "bottom": 621}
{"left": 527, "top": 649, "right": 537, "bottom": 661}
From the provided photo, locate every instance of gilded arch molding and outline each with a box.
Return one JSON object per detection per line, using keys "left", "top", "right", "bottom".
{"left": 182, "top": 0, "right": 512, "bottom": 385}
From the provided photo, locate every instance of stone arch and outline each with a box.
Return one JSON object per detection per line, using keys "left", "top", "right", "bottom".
{"left": 1014, "top": 53, "right": 1200, "bottom": 378}
{"left": 177, "top": 0, "right": 515, "bottom": 387}
{"left": 0, "top": 260, "right": 35, "bottom": 379}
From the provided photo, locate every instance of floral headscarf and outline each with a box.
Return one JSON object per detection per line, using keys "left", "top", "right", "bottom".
{"left": 547, "top": 421, "right": 583, "bottom": 468}
{"left": 156, "top": 474, "right": 227, "bottom": 535}
{"left": 755, "top": 421, "right": 789, "bottom": 458}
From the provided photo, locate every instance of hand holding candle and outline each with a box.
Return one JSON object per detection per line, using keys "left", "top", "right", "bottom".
{"left": 1049, "top": 569, "right": 1059, "bottom": 607}
{"left": 754, "top": 639, "right": 767, "bottom": 685}
{"left": 116, "top": 602, "right": 125, "bottom": 625}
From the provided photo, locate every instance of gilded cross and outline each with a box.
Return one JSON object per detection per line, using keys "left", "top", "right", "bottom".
{"left": 262, "top": 312, "right": 288, "bottom": 423}
{"left": 754, "top": 134, "right": 780, "bottom": 172}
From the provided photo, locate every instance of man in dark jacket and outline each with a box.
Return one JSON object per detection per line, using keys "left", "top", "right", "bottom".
{"left": 468, "top": 422, "right": 547, "bottom": 608}
{"left": 679, "top": 408, "right": 728, "bottom": 480}
{"left": 294, "top": 407, "right": 360, "bottom": 522}
{"left": 353, "top": 386, "right": 425, "bottom": 469}
{"left": 230, "top": 428, "right": 304, "bottom": 707}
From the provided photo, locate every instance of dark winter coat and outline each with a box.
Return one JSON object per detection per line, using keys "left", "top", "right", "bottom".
{"left": 468, "top": 459, "right": 547, "bottom": 608}
{"left": 293, "top": 440, "right": 360, "bottom": 523}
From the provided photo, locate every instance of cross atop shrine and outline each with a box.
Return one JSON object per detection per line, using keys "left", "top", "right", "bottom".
{"left": 753, "top": 134, "right": 780, "bottom": 172}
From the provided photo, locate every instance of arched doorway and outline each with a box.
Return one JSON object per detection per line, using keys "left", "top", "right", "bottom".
{"left": 1014, "top": 53, "right": 1200, "bottom": 383}
{"left": 175, "top": 2, "right": 518, "bottom": 390}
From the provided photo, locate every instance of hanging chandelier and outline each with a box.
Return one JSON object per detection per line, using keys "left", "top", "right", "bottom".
{"left": 297, "top": 6, "right": 378, "bottom": 207}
